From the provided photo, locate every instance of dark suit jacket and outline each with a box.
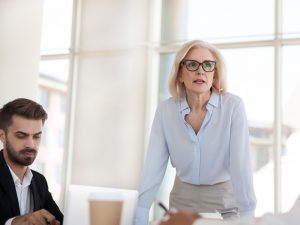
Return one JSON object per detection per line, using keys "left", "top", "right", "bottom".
{"left": 0, "top": 150, "right": 63, "bottom": 225}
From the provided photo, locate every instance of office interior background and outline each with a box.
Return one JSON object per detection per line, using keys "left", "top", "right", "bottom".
{"left": 1, "top": 0, "right": 300, "bottom": 222}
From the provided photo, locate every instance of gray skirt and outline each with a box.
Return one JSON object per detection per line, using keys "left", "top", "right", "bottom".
{"left": 169, "top": 176, "right": 237, "bottom": 215}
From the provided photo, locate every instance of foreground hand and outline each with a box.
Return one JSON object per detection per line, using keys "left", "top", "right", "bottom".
{"left": 12, "top": 209, "right": 60, "bottom": 225}
{"left": 159, "top": 210, "right": 201, "bottom": 225}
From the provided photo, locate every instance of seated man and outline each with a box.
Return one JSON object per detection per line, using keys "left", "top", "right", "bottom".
{"left": 0, "top": 98, "right": 63, "bottom": 225}
{"left": 159, "top": 195, "right": 300, "bottom": 225}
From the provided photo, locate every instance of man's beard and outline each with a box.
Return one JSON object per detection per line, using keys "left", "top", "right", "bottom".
{"left": 5, "top": 138, "right": 37, "bottom": 166}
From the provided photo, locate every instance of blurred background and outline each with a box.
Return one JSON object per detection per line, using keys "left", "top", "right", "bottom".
{"left": 1, "top": 0, "right": 300, "bottom": 222}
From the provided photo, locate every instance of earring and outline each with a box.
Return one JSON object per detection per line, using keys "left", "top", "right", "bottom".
{"left": 218, "top": 80, "right": 223, "bottom": 93}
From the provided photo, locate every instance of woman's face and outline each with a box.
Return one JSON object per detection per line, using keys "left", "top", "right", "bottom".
{"left": 180, "top": 47, "right": 216, "bottom": 96}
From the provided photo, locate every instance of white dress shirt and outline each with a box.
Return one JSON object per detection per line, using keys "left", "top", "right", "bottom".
{"left": 134, "top": 92, "right": 256, "bottom": 225}
{"left": 194, "top": 195, "right": 300, "bottom": 225}
{"left": 5, "top": 167, "right": 33, "bottom": 225}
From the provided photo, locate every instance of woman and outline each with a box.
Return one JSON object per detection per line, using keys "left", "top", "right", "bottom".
{"left": 134, "top": 40, "right": 256, "bottom": 225}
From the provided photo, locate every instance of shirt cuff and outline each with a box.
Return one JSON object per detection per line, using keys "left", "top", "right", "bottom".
{"left": 240, "top": 209, "right": 255, "bottom": 218}
{"left": 5, "top": 217, "right": 15, "bottom": 225}
{"left": 134, "top": 206, "right": 150, "bottom": 225}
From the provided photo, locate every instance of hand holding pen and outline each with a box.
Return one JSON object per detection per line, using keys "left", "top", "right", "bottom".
{"left": 158, "top": 202, "right": 169, "bottom": 213}
{"left": 158, "top": 201, "right": 200, "bottom": 225}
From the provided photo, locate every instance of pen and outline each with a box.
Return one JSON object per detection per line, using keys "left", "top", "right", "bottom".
{"left": 158, "top": 201, "right": 168, "bottom": 213}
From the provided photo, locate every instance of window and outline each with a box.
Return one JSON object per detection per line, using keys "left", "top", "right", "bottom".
{"left": 60, "top": 95, "right": 66, "bottom": 113}
{"left": 41, "top": 127, "right": 48, "bottom": 146}
{"left": 187, "top": 0, "right": 274, "bottom": 43}
{"left": 281, "top": 45, "right": 300, "bottom": 212}
{"left": 40, "top": 59, "right": 70, "bottom": 82}
{"left": 35, "top": 0, "right": 73, "bottom": 205}
{"left": 159, "top": 53, "right": 175, "bottom": 101}
{"left": 40, "top": 89, "right": 49, "bottom": 109}
{"left": 58, "top": 128, "right": 65, "bottom": 148}
{"left": 282, "top": 0, "right": 300, "bottom": 38}
{"left": 40, "top": 0, "right": 73, "bottom": 52}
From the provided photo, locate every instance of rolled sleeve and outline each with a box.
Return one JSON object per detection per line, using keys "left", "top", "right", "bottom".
{"left": 134, "top": 207, "right": 150, "bottom": 225}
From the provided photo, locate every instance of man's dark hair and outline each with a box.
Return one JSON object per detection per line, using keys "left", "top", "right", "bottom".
{"left": 0, "top": 98, "right": 48, "bottom": 131}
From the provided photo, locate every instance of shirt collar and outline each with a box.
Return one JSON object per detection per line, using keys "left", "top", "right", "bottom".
{"left": 179, "top": 97, "right": 190, "bottom": 113}
{"left": 8, "top": 166, "right": 33, "bottom": 187}
{"left": 179, "top": 90, "right": 220, "bottom": 113}
{"left": 207, "top": 91, "right": 220, "bottom": 109}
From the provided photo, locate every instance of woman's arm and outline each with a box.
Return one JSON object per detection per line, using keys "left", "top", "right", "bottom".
{"left": 134, "top": 105, "right": 170, "bottom": 225}
{"left": 229, "top": 99, "right": 256, "bottom": 216}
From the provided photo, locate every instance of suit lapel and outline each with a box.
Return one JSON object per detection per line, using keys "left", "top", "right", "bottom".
{"left": 0, "top": 150, "right": 20, "bottom": 215}
{"left": 30, "top": 175, "right": 42, "bottom": 211}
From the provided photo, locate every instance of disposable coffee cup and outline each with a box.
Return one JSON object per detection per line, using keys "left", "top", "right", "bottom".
{"left": 89, "top": 192, "right": 123, "bottom": 225}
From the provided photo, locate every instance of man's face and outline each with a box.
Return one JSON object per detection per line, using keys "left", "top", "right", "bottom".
{"left": 0, "top": 115, "right": 43, "bottom": 167}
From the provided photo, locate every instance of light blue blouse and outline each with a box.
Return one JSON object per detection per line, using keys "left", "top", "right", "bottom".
{"left": 134, "top": 91, "right": 257, "bottom": 225}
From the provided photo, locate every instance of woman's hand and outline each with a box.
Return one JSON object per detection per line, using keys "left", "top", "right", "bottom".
{"left": 159, "top": 210, "right": 200, "bottom": 225}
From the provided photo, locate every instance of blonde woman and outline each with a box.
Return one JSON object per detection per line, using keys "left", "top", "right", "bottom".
{"left": 134, "top": 40, "right": 256, "bottom": 225}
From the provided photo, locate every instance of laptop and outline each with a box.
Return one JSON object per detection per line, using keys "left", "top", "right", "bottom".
{"left": 63, "top": 184, "right": 138, "bottom": 225}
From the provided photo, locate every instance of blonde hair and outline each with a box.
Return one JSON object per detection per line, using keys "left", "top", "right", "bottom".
{"left": 169, "top": 40, "right": 227, "bottom": 99}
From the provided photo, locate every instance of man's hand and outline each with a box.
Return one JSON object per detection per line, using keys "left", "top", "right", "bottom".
{"left": 159, "top": 210, "right": 201, "bottom": 225}
{"left": 11, "top": 209, "right": 60, "bottom": 225}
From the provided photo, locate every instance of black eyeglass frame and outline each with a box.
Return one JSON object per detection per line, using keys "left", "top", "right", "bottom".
{"left": 181, "top": 60, "right": 217, "bottom": 72}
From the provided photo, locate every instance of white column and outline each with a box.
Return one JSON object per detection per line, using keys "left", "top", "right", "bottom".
{"left": 67, "top": 0, "right": 149, "bottom": 189}
{"left": 0, "top": 0, "right": 43, "bottom": 104}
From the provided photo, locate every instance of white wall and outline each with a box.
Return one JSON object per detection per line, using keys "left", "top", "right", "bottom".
{"left": 69, "top": 0, "right": 150, "bottom": 189}
{"left": 0, "top": 0, "right": 43, "bottom": 104}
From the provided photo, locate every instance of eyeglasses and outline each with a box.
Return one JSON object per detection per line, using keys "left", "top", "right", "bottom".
{"left": 181, "top": 60, "right": 216, "bottom": 72}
